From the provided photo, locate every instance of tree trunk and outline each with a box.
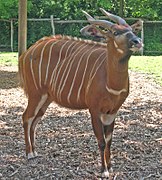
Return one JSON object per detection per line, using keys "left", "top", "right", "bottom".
{"left": 119, "top": 0, "right": 124, "bottom": 17}
{"left": 18, "top": 0, "right": 27, "bottom": 57}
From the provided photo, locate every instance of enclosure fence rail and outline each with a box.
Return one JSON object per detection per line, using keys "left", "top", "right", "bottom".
{"left": 0, "top": 17, "right": 162, "bottom": 55}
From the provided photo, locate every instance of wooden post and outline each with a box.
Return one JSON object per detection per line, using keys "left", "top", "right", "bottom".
{"left": 141, "top": 20, "right": 144, "bottom": 56}
{"left": 18, "top": 0, "right": 27, "bottom": 57}
{"left": 119, "top": 0, "right": 124, "bottom": 17}
{"left": 50, "top": 15, "right": 55, "bottom": 35}
{"left": 11, "top": 19, "right": 14, "bottom": 52}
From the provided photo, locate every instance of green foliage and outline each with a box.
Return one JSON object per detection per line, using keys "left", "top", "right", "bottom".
{"left": 0, "top": 0, "right": 161, "bottom": 20}
{"left": 126, "top": 0, "right": 162, "bottom": 20}
{"left": 0, "top": 0, "right": 162, "bottom": 54}
{"left": 26, "top": 0, "right": 112, "bottom": 19}
{"left": 0, "top": 0, "right": 18, "bottom": 19}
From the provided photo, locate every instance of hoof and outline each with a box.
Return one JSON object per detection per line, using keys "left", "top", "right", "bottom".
{"left": 27, "top": 151, "right": 38, "bottom": 160}
{"left": 27, "top": 152, "right": 35, "bottom": 159}
{"left": 100, "top": 167, "right": 113, "bottom": 179}
{"left": 109, "top": 167, "right": 113, "bottom": 173}
{"left": 102, "top": 170, "right": 109, "bottom": 178}
{"left": 100, "top": 168, "right": 109, "bottom": 179}
{"left": 33, "top": 151, "right": 38, "bottom": 157}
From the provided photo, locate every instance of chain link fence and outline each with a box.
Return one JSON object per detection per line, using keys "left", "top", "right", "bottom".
{"left": 0, "top": 17, "right": 161, "bottom": 55}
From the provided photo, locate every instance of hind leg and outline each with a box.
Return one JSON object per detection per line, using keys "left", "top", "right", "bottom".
{"left": 22, "top": 94, "right": 48, "bottom": 159}
{"left": 30, "top": 97, "right": 52, "bottom": 158}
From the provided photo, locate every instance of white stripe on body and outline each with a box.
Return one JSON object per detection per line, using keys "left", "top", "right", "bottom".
{"left": 44, "top": 40, "right": 61, "bottom": 85}
{"left": 38, "top": 39, "right": 56, "bottom": 88}
{"left": 85, "top": 51, "right": 106, "bottom": 103}
{"left": 50, "top": 41, "right": 82, "bottom": 94}
{"left": 22, "top": 43, "right": 40, "bottom": 91}
{"left": 67, "top": 44, "right": 97, "bottom": 104}
{"left": 56, "top": 42, "right": 89, "bottom": 103}
{"left": 49, "top": 40, "right": 70, "bottom": 86}
{"left": 51, "top": 40, "right": 77, "bottom": 92}
{"left": 52, "top": 41, "right": 84, "bottom": 94}
{"left": 22, "top": 49, "right": 32, "bottom": 88}
{"left": 76, "top": 47, "right": 104, "bottom": 103}
{"left": 29, "top": 42, "right": 45, "bottom": 90}
{"left": 30, "top": 62, "right": 39, "bottom": 90}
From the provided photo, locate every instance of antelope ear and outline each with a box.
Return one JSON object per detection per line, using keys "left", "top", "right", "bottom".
{"left": 131, "top": 20, "right": 143, "bottom": 34}
{"left": 80, "top": 25, "right": 105, "bottom": 39}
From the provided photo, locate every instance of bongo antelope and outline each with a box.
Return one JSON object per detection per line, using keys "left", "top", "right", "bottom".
{"left": 19, "top": 8, "right": 143, "bottom": 177}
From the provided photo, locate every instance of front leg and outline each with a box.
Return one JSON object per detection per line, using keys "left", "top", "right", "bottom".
{"left": 100, "top": 113, "right": 116, "bottom": 176}
{"left": 104, "top": 120, "right": 115, "bottom": 171}
{"left": 90, "top": 110, "right": 109, "bottom": 177}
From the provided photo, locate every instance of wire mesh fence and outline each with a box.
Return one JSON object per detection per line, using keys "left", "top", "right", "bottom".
{"left": 0, "top": 20, "right": 11, "bottom": 51}
{"left": 0, "top": 17, "right": 161, "bottom": 55}
{"left": 143, "top": 21, "right": 162, "bottom": 55}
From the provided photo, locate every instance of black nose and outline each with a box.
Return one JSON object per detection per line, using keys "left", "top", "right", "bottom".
{"left": 131, "top": 38, "right": 141, "bottom": 45}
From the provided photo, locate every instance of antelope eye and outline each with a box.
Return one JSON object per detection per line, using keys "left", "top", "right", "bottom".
{"left": 113, "top": 31, "right": 119, "bottom": 36}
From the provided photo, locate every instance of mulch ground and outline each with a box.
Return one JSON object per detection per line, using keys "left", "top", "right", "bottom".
{"left": 0, "top": 66, "right": 161, "bottom": 180}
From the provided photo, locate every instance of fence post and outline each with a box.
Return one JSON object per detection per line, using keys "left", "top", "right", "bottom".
{"left": 11, "top": 19, "right": 14, "bottom": 52}
{"left": 50, "top": 15, "right": 55, "bottom": 35}
{"left": 141, "top": 20, "right": 144, "bottom": 56}
{"left": 18, "top": 0, "right": 27, "bottom": 57}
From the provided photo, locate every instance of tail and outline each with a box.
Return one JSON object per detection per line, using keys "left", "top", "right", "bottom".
{"left": 18, "top": 53, "right": 24, "bottom": 87}
{"left": 18, "top": 53, "right": 28, "bottom": 96}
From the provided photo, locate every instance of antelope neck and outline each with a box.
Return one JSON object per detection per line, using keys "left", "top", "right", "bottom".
{"left": 106, "top": 40, "right": 130, "bottom": 95}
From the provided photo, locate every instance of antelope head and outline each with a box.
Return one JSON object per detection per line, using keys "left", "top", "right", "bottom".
{"left": 81, "top": 8, "right": 143, "bottom": 52}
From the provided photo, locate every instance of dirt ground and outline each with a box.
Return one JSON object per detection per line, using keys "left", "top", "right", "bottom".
{"left": 0, "top": 66, "right": 161, "bottom": 180}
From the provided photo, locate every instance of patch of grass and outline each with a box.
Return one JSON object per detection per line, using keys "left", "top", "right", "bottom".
{"left": 129, "top": 56, "right": 162, "bottom": 85}
{"left": 0, "top": 53, "right": 161, "bottom": 85}
{"left": 0, "top": 52, "right": 18, "bottom": 66}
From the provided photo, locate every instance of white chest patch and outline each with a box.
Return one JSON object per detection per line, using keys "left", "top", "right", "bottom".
{"left": 100, "top": 113, "right": 116, "bottom": 125}
{"left": 106, "top": 86, "right": 127, "bottom": 96}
